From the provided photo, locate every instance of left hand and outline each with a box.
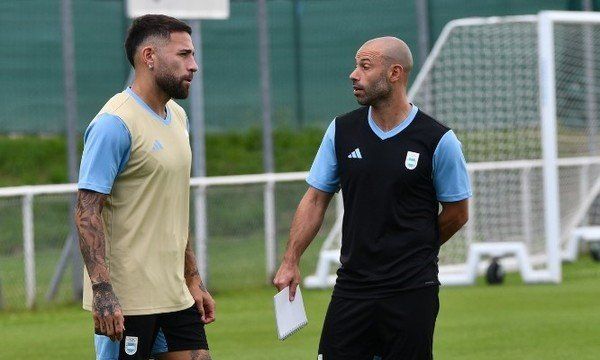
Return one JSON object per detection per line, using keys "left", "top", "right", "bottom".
{"left": 189, "top": 282, "right": 216, "bottom": 324}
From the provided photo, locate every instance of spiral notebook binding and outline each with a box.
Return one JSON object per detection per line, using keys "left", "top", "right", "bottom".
{"left": 280, "top": 320, "right": 308, "bottom": 340}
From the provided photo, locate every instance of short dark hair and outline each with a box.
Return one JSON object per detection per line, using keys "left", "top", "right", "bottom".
{"left": 125, "top": 14, "right": 192, "bottom": 67}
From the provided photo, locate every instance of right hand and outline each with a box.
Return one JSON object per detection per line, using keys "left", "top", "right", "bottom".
{"left": 92, "top": 282, "right": 125, "bottom": 342}
{"left": 273, "top": 260, "right": 301, "bottom": 301}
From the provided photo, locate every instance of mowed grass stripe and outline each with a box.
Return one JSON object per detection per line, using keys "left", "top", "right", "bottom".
{"left": 0, "top": 259, "right": 598, "bottom": 359}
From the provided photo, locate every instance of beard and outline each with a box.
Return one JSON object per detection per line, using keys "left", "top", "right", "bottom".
{"left": 356, "top": 74, "right": 392, "bottom": 106}
{"left": 155, "top": 71, "right": 189, "bottom": 100}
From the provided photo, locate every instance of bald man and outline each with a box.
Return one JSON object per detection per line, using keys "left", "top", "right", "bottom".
{"left": 273, "top": 37, "right": 471, "bottom": 359}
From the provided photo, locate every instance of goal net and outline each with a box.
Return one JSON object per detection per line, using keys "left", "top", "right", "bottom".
{"left": 305, "top": 11, "right": 600, "bottom": 287}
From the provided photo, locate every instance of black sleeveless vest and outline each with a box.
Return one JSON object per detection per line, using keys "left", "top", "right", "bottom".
{"left": 333, "top": 106, "right": 450, "bottom": 298}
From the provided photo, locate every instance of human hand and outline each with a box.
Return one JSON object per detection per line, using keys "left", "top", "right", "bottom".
{"left": 92, "top": 282, "right": 124, "bottom": 342}
{"left": 273, "top": 260, "right": 301, "bottom": 301}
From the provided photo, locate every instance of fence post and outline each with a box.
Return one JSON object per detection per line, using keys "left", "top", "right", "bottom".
{"left": 46, "top": 233, "right": 74, "bottom": 301}
{"left": 194, "top": 185, "right": 209, "bottom": 285}
{"left": 415, "top": 0, "right": 432, "bottom": 109}
{"left": 23, "top": 193, "right": 36, "bottom": 309}
{"left": 465, "top": 170, "right": 475, "bottom": 246}
{"left": 292, "top": 0, "right": 304, "bottom": 127}
{"left": 264, "top": 179, "right": 277, "bottom": 283}
{"left": 60, "top": 0, "right": 83, "bottom": 300}
{"left": 258, "top": 0, "right": 277, "bottom": 283}
{"left": 189, "top": 20, "right": 209, "bottom": 286}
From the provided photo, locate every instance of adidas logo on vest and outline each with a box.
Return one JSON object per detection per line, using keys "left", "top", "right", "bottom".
{"left": 347, "top": 148, "right": 362, "bottom": 159}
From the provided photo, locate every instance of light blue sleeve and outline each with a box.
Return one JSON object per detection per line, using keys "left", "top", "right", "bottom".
{"left": 78, "top": 113, "right": 131, "bottom": 195}
{"left": 433, "top": 130, "right": 472, "bottom": 202}
{"left": 306, "top": 119, "right": 339, "bottom": 193}
{"left": 94, "top": 334, "right": 119, "bottom": 359}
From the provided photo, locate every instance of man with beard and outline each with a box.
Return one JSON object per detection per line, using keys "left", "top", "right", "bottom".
{"left": 76, "top": 15, "right": 214, "bottom": 360}
{"left": 273, "top": 37, "right": 471, "bottom": 359}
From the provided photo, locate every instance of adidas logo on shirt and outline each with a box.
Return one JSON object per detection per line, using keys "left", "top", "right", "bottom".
{"left": 151, "top": 140, "right": 164, "bottom": 152}
{"left": 347, "top": 148, "right": 362, "bottom": 159}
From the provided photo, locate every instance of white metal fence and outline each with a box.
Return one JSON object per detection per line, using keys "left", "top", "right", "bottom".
{"left": 0, "top": 173, "right": 344, "bottom": 310}
{"left": 2, "top": 161, "right": 600, "bottom": 310}
{"left": 4, "top": 160, "right": 599, "bottom": 309}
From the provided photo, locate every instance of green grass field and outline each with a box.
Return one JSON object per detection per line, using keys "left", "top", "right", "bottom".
{"left": 1, "top": 133, "right": 599, "bottom": 358}
{"left": 0, "top": 258, "right": 598, "bottom": 359}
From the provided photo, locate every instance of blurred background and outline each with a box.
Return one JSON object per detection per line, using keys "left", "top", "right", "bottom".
{"left": 3, "top": 0, "right": 597, "bottom": 135}
{"left": 1, "top": 1, "right": 600, "bottom": 359}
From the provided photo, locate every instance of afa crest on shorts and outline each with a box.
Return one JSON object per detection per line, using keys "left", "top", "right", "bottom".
{"left": 405, "top": 151, "right": 420, "bottom": 170}
{"left": 125, "top": 336, "right": 138, "bottom": 355}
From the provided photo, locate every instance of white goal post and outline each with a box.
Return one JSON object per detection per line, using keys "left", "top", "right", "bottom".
{"left": 305, "top": 11, "right": 600, "bottom": 288}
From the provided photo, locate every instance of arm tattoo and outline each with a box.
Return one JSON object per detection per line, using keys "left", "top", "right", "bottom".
{"left": 184, "top": 240, "right": 207, "bottom": 291}
{"left": 189, "top": 349, "right": 211, "bottom": 360}
{"left": 92, "top": 282, "right": 121, "bottom": 317}
{"left": 75, "top": 190, "right": 110, "bottom": 285}
{"left": 76, "top": 190, "right": 121, "bottom": 317}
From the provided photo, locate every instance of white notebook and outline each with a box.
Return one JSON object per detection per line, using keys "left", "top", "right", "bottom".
{"left": 273, "top": 286, "right": 308, "bottom": 340}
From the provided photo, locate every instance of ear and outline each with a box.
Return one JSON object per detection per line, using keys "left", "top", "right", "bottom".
{"left": 140, "top": 45, "right": 156, "bottom": 70}
{"left": 388, "top": 64, "right": 404, "bottom": 83}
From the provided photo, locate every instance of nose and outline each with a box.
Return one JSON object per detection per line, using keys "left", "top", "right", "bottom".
{"left": 349, "top": 68, "right": 359, "bottom": 82}
{"left": 190, "top": 57, "right": 199, "bottom": 73}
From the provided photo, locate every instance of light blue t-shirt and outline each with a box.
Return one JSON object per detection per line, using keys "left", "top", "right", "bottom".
{"left": 306, "top": 105, "right": 472, "bottom": 202}
{"left": 78, "top": 88, "right": 176, "bottom": 195}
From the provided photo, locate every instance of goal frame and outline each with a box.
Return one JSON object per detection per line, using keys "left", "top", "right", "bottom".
{"left": 306, "top": 11, "right": 600, "bottom": 288}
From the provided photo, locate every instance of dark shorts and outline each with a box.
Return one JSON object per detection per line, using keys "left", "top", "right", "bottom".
{"left": 318, "top": 286, "right": 439, "bottom": 360}
{"left": 94, "top": 305, "right": 209, "bottom": 360}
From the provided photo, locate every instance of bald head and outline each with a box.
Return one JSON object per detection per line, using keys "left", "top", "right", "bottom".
{"left": 350, "top": 37, "right": 413, "bottom": 105}
{"left": 358, "top": 37, "right": 413, "bottom": 73}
